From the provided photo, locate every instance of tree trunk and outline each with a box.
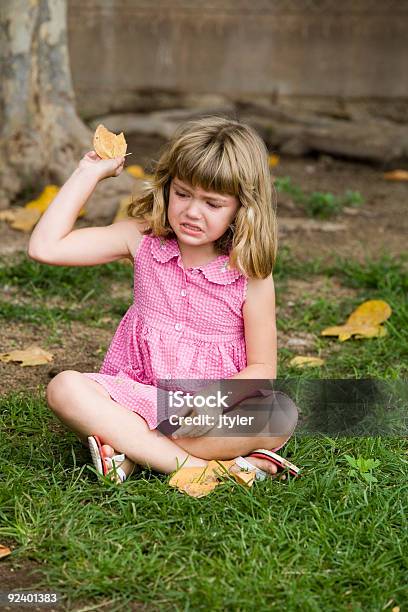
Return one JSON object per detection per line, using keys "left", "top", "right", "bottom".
{"left": 0, "top": 0, "right": 132, "bottom": 218}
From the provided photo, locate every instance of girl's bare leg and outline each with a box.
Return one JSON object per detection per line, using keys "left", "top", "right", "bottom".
{"left": 46, "top": 370, "right": 208, "bottom": 474}
{"left": 47, "top": 371, "right": 285, "bottom": 477}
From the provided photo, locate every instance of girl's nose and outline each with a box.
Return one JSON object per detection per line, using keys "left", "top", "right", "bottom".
{"left": 186, "top": 198, "right": 204, "bottom": 214}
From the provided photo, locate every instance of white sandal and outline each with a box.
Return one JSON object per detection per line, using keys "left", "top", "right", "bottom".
{"left": 235, "top": 448, "right": 301, "bottom": 480}
{"left": 88, "top": 435, "right": 128, "bottom": 483}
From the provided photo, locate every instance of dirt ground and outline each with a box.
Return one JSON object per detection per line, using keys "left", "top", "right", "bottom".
{"left": 1, "top": 138, "right": 407, "bottom": 396}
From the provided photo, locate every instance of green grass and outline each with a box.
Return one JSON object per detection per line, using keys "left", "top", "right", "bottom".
{"left": 275, "top": 249, "right": 408, "bottom": 379}
{"left": 0, "top": 256, "right": 133, "bottom": 298}
{"left": 1, "top": 249, "right": 407, "bottom": 609}
{"left": 0, "top": 256, "right": 133, "bottom": 326}
{"left": 1, "top": 391, "right": 407, "bottom": 611}
{"left": 274, "top": 176, "right": 364, "bottom": 218}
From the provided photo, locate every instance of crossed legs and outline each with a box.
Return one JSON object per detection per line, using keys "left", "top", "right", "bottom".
{"left": 46, "top": 370, "right": 291, "bottom": 477}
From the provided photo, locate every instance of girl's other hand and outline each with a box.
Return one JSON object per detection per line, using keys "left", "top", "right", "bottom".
{"left": 78, "top": 150, "right": 125, "bottom": 182}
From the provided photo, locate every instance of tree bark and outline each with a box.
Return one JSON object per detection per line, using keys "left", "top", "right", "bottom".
{"left": 0, "top": 0, "right": 132, "bottom": 218}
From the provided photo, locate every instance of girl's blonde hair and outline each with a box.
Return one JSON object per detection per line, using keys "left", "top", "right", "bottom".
{"left": 128, "top": 115, "right": 277, "bottom": 278}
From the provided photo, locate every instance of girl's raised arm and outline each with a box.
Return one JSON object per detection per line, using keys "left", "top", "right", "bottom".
{"left": 28, "top": 151, "right": 142, "bottom": 266}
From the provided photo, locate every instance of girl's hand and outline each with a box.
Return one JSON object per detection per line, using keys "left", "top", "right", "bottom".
{"left": 78, "top": 150, "right": 125, "bottom": 182}
{"left": 171, "top": 396, "right": 222, "bottom": 439}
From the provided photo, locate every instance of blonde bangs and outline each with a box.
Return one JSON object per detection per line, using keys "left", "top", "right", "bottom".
{"left": 127, "top": 115, "right": 278, "bottom": 279}
{"left": 168, "top": 136, "right": 241, "bottom": 198}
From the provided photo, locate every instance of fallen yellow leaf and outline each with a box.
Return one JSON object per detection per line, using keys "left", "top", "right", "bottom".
{"left": 347, "top": 299, "right": 391, "bottom": 326}
{"left": 0, "top": 210, "right": 16, "bottom": 222}
{"left": 10, "top": 208, "right": 41, "bottom": 232}
{"left": 383, "top": 170, "right": 408, "bottom": 181}
{"left": 0, "top": 346, "right": 53, "bottom": 367}
{"left": 126, "top": 165, "right": 146, "bottom": 179}
{"left": 25, "top": 185, "right": 59, "bottom": 213}
{"left": 169, "top": 465, "right": 219, "bottom": 498}
{"left": 290, "top": 356, "right": 325, "bottom": 368}
{"left": 268, "top": 154, "right": 280, "bottom": 167}
{"left": 93, "top": 124, "right": 127, "bottom": 159}
{"left": 24, "top": 185, "right": 85, "bottom": 218}
{"left": 321, "top": 299, "right": 391, "bottom": 341}
{"left": 0, "top": 544, "right": 12, "bottom": 559}
{"left": 230, "top": 467, "right": 257, "bottom": 486}
{"left": 169, "top": 460, "right": 241, "bottom": 497}
{"left": 1, "top": 186, "right": 83, "bottom": 231}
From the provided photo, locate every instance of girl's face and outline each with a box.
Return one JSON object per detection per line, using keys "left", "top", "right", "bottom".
{"left": 167, "top": 177, "right": 239, "bottom": 248}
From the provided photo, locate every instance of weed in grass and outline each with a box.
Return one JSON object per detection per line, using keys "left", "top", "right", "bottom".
{"left": 274, "top": 175, "right": 364, "bottom": 218}
{"left": 343, "top": 455, "right": 381, "bottom": 485}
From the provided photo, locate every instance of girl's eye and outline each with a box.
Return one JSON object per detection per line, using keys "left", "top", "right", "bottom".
{"left": 176, "top": 191, "right": 221, "bottom": 208}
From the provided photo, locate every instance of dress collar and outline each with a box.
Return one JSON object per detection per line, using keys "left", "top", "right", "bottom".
{"left": 150, "top": 235, "right": 243, "bottom": 285}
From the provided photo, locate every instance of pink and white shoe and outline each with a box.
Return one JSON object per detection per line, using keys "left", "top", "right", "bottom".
{"left": 235, "top": 448, "right": 302, "bottom": 481}
{"left": 88, "top": 435, "right": 127, "bottom": 483}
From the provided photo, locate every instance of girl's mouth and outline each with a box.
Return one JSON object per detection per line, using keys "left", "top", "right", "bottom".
{"left": 181, "top": 223, "right": 202, "bottom": 234}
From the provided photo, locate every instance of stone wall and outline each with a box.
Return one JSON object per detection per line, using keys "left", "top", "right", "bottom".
{"left": 67, "top": 0, "right": 408, "bottom": 119}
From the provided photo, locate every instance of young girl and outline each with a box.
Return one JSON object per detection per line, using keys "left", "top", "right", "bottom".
{"left": 28, "top": 115, "right": 298, "bottom": 484}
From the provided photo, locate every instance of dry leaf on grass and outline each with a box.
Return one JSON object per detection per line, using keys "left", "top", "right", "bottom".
{"left": 290, "top": 356, "right": 325, "bottom": 368}
{"left": 126, "top": 165, "right": 145, "bottom": 178}
{"left": 0, "top": 544, "right": 12, "bottom": 559}
{"left": 126, "top": 165, "right": 154, "bottom": 180}
{"left": 169, "top": 459, "right": 259, "bottom": 497}
{"left": 0, "top": 207, "right": 41, "bottom": 232}
{"left": 228, "top": 464, "right": 258, "bottom": 486}
{"left": 0, "top": 182, "right": 78, "bottom": 232}
{"left": 321, "top": 299, "right": 391, "bottom": 342}
{"left": 24, "top": 185, "right": 85, "bottom": 219}
{"left": 25, "top": 185, "right": 59, "bottom": 213}
{"left": 93, "top": 124, "right": 127, "bottom": 159}
{"left": 268, "top": 154, "right": 280, "bottom": 167}
{"left": 0, "top": 345, "right": 53, "bottom": 367}
{"left": 0, "top": 210, "right": 16, "bottom": 222}
{"left": 383, "top": 170, "right": 408, "bottom": 181}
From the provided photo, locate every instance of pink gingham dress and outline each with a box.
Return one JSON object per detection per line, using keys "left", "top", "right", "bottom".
{"left": 83, "top": 234, "right": 248, "bottom": 429}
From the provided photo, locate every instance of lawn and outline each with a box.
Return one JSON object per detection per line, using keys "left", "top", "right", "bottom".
{"left": 1, "top": 245, "right": 407, "bottom": 611}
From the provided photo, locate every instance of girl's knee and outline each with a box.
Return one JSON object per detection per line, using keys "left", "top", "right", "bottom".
{"left": 46, "top": 369, "right": 83, "bottom": 409}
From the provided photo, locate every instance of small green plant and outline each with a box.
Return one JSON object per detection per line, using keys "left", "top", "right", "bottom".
{"left": 306, "top": 191, "right": 339, "bottom": 217}
{"left": 341, "top": 190, "right": 364, "bottom": 207}
{"left": 274, "top": 176, "right": 306, "bottom": 203}
{"left": 343, "top": 454, "right": 381, "bottom": 484}
{"left": 274, "top": 176, "right": 364, "bottom": 219}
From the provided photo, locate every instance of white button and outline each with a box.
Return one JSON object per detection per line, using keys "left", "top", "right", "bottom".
{"left": 165, "top": 373, "right": 171, "bottom": 380}
{"left": 180, "top": 290, "right": 187, "bottom": 297}
{"left": 175, "top": 323, "right": 182, "bottom": 331}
